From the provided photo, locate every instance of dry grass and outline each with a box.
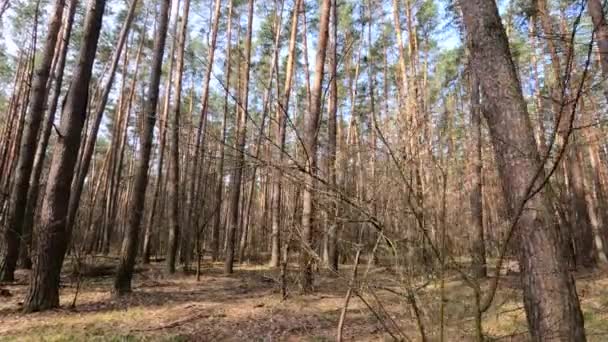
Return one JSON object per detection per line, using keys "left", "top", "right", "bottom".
{"left": 1, "top": 259, "right": 607, "bottom": 341}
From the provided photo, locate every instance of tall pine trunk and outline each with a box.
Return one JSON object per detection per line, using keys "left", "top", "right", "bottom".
{"left": 225, "top": 0, "right": 254, "bottom": 274}
{"left": 468, "top": 74, "right": 486, "bottom": 278}
{"left": 113, "top": 0, "right": 170, "bottom": 295}
{"left": 65, "top": 0, "right": 139, "bottom": 243}
{"left": 23, "top": 0, "right": 107, "bottom": 312}
{"left": 299, "top": 0, "right": 330, "bottom": 293}
{"left": 211, "top": 0, "right": 233, "bottom": 262}
{"left": 187, "top": 0, "right": 221, "bottom": 250}
{"left": 0, "top": 0, "right": 64, "bottom": 282}
{"left": 270, "top": 0, "right": 301, "bottom": 268}
{"left": 19, "top": 0, "right": 78, "bottom": 270}
{"left": 240, "top": 0, "right": 283, "bottom": 264}
{"left": 324, "top": 0, "right": 338, "bottom": 271}
{"left": 167, "top": 0, "right": 190, "bottom": 274}
{"left": 536, "top": 0, "right": 595, "bottom": 269}
{"left": 461, "top": 0, "right": 586, "bottom": 339}
{"left": 588, "top": 0, "right": 608, "bottom": 101}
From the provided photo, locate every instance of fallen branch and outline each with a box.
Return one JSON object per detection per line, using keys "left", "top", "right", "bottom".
{"left": 336, "top": 248, "right": 362, "bottom": 342}
{"left": 130, "top": 312, "right": 227, "bottom": 332}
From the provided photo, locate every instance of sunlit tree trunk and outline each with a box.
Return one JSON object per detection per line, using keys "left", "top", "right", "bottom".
{"left": 461, "top": 0, "right": 586, "bottom": 339}
{"left": 324, "top": 0, "right": 338, "bottom": 271}
{"left": 271, "top": 0, "right": 302, "bottom": 267}
{"left": 391, "top": 0, "right": 408, "bottom": 114}
{"left": 299, "top": 0, "right": 330, "bottom": 293}
{"left": 211, "top": 0, "right": 233, "bottom": 262}
{"left": 529, "top": 17, "right": 547, "bottom": 153}
{"left": 538, "top": 0, "right": 599, "bottom": 269}
{"left": 239, "top": 0, "right": 283, "bottom": 264}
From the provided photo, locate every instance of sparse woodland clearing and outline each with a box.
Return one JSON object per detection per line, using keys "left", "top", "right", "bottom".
{"left": 1, "top": 259, "right": 608, "bottom": 341}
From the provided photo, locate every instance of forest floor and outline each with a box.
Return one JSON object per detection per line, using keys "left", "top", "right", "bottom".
{"left": 1, "top": 257, "right": 608, "bottom": 341}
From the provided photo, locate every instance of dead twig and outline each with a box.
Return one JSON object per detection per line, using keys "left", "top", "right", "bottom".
{"left": 337, "top": 248, "right": 362, "bottom": 342}
{"left": 130, "top": 311, "right": 227, "bottom": 332}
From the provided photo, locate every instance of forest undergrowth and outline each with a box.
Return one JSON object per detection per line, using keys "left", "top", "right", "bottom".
{"left": 2, "top": 258, "right": 608, "bottom": 341}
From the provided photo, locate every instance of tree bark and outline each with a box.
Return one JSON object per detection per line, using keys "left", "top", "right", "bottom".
{"left": 270, "top": 0, "right": 301, "bottom": 268}
{"left": 143, "top": 0, "right": 181, "bottom": 264}
{"left": 588, "top": 0, "right": 608, "bottom": 101}
{"left": 391, "top": 0, "right": 409, "bottom": 111}
{"left": 167, "top": 0, "right": 190, "bottom": 274}
{"left": 324, "top": 0, "right": 338, "bottom": 271}
{"left": 461, "top": 0, "right": 586, "bottom": 340}
{"left": 529, "top": 17, "right": 548, "bottom": 154}
{"left": 0, "top": 51, "right": 27, "bottom": 192}
{"left": 113, "top": 0, "right": 170, "bottom": 295}
{"left": 225, "top": 0, "right": 254, "bottom": 274}
{"left": 0, "top": 0, "right": 63, "bottom": 282}
{"left": 299, "top": 0, "right": 330, "bottom": 293}
{"left": 469, "top": 74, "right": 486, "bottom": 278}
{"left": 100, "top": 33, "right": 133, "bottom": 255}
{"left": 187, "top": 0, "right": 221, "bottom": 249}
{"left": 211, "top": 0, "right": 233, "bottom": 262}
{"left": 65, "top": 0, "right": 139, "bottom": 243}
{"left": 23, "top": 0, "right": 107, "bottom": 312}
{"left": 239, "top": 0, "right": 283, "bottom": 264}
{"left": 107, "top": 26, "right": 146, "bottom": 256}
{"left": 19, "top": 0, "right": 78, "bottom": 270}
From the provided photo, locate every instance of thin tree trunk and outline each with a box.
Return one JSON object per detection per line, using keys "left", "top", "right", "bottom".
{"left": 225, "top": 0, "right": 254, "bottom": 274}
{"left": 582, "top": 107, "right": 608, "bottom": 258}
{"left": 0, "top": 51, "right": 26, "bottom": 191}
{"left": 167, "top": 0, "right": 190, "bottom": 274}
{"left": 391, "top": 0, "right": 409, "bottom": 112}
{"left": 299, "top": 0, "right": 330, "bottom": 293}
{"left": 0, "top": 0, "right": 59, "bottom": 282}
{"left": 560, "top": 7, "right": 597, "bottom": 269}
{"left": 1, "top": 54, "right": 32, "bottom": 199}
{"left": 93, "top": 46, "right": 130, "bottom": 255}
{"left": 143, "top": 0, "right": 180, "bottom": 264}
{"left": 301, "top": 5, "right": 311, "bottom": 110}
{"left": 537, "top": 0, "right": 596, "bottom": 270}
{"left": 113, "top": 0, "right": 170, "bottom": 295}
{"left": 324, "top": 0, "right": 338, "bottom": 271}
{"left": 188, "top": 0, "right": 221, "bottom": 248}
{"left": 270, "top": 0, "right": 301, "bottom": 268}
{"left": 366, "top": 0, "right": 378, "bottom": 265}
{"left": 529, "top": 18, "right": 548, "bottom": 153}
{"left": 110, "top": 27, "right": 146, "bottom": 255}
{"left": 469, "top": 74, "right": 486, "bottom": 278}
{"left": 211, "top": 0, "right": 233, "bottom": 262}
{"left": 65, "top": 0, "right": 139, "bottom": 240}
{"left": 239, "top": 0, "right": 284, "bottom": 264}
{"left": 588, "top": 0, "right": 608, "bottom": 101}
{"left": 101, "top": 30, "right": 134, "bottom": 255}
{"left": 19, "top": 0, "right": 78, "bottom": 269}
